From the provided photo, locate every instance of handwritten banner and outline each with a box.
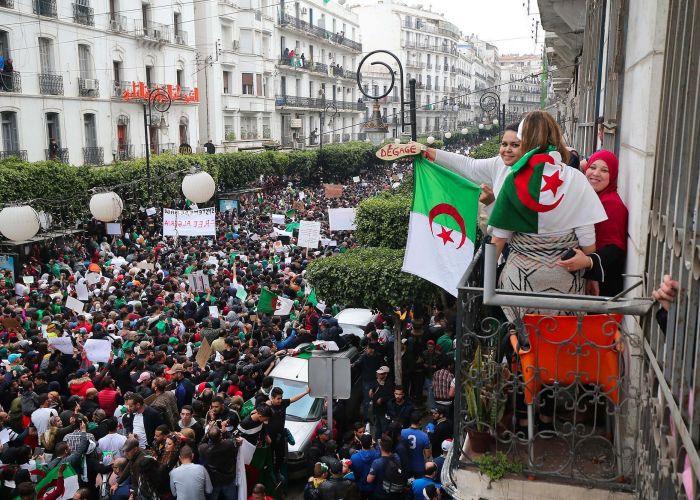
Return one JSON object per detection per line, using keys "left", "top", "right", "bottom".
{"left": 163, "top": 208, "right": 216, "bottom": 237}
{"left": 323, "top": 184, "right": 344, "bottom": 199}
{"left": 375, "top": 141, "right": 422, "bottom": 161}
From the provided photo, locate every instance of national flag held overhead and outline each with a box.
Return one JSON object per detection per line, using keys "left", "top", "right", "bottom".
{"left": 35, "top": 464, "right": 79, "bottom": 500}
{"left": 402, "top": 156, "right": 480, "bottom": 297}
{"left": 257, "top": 288, "right": 294, "bottom": 316}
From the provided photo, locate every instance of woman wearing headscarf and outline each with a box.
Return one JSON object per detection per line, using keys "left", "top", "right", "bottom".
{"left": 558, "top": 149, "right": 628, "bottom": 296}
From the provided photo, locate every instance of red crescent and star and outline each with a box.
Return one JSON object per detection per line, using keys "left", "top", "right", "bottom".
{"left": 428, "top": 203, "right": 467, "bottom": 248}
{"left": 514, "top": 153, "right": 565, "bottom": 212}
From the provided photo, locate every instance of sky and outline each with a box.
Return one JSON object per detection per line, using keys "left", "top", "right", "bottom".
{"left": 352, "top": 0, "right": 543, "bottom": 55}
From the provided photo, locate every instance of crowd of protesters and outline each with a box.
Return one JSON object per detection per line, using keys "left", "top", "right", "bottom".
{"left": 0, "top": 154, "right": 460, "bottom": 500}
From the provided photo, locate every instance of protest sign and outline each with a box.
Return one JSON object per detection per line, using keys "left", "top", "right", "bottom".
{"left": 209, "top": 306, "right": 220, "bottom": 318}
{"left": 298, "top": 191, "right": 306, "bottom": 200}
{"left": 323, "top": 184, "right": 344, "bottom": 198}
{"left": 196, "top": 338, "right": 212, "bottom": 369}
{"left": 84, "top": 339, "right": 111, "bottom": 363}
{"left": 352, "top": 176, "right": 360, "bottom": 183}
{"left": 66, "top": 296, "right": 85, "bottom": 314}
{"left": 328, "top": 208, "right": 357, "bottom": 231}
{"left": 86, "top": 273, "right": 101, "bottom": 286}
{"left": 105, "top": 223, "right": 122, "bottom": 235}
{"left": 75, "top": 283, "right": 89, "bottom": 301}
{"left": 272, "top": 214, "right": 286, "bottom": 225}
{"left": 48, "top": 336, "right": 74, "bottom": 355}
{"left": 22, "top": 276, "right": 34, "bottom": 285}
{"left": 298, "top": 221, "right": 321, "bottom": 249}
{"left": 163, "top": 208, "right": 216, "bottom": 237}
{"left": 146, "top": 207, "right": 157, "bottom": 216}
{"left": 376, "top": 141, "right": 421, "bottom": 161}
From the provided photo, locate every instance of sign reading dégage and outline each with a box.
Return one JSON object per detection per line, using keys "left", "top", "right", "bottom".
{"left": 375, "top": 141, "right": 423, "bottom": 161}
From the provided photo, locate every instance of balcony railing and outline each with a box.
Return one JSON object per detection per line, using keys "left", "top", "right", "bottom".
{"left": 109, "top": 14, "right": 128, "bottom": 32}
{"left": 406, "top": 61, "right": 425, "bottom": 70}
{"left": 278, "top": 13, "right": 362, "bottom": 52}
{"left": 449, "top": 243, "right": 654, "bottom": 492}
{"left": 112, "top": 80, "right": 130, "bottom": 98}
{"left": 45, "top": 148, "right": 69, "bottom": 163}
{"left": 78, "top": 77, "right": 99, "bottom": 97}
{"left": 72, "top": 2, "right": 94, "bottom": 26}
{"left": 82, "top": 146, "right": 103, "bottom": 165}
{"left": 275, "top": 95, "right": 366, "bottom": 111}
{"left": 0, "top": 150, "right": 27, "bottom": 161}
{"left": 115, "top": 144, "right": 134, "bottom": 161}
{"left": 135, "top": 21, "right": 172, "bottom": 43}
{"left": 342, "top": 133, "right": 350, "bottom": 142}
{"left": 174, "top": 30, "right": 188, "bottom": 45}
{"left": 33, "top": 0, "right": 56, "bottom": 17}
{"left": 39, "top": 74, "right": 63, "bottom": 95}
{"left": 0, "top": 71, "right": 21, "bottom": 93}
{"left": 426, "top": 63, "right": 433, "bottom": 70}
{"left": 0, "top": 0, "right": 15, "bottom": 8}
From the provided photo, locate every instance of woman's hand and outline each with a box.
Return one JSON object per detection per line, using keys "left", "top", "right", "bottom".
{"left": 423, "top": 147, "right": 436, "bottom": 161}
{"left": 652, "top": 274, "right": 680, "bottom": 311}
{"left": 479, "top": 184, "right": 495, "bottom": 205}
{"left": 556, "top": 248, "right": 593, "bottom": 272}
{"left": 586, "top": 280, "right": 600, "bottom": 296}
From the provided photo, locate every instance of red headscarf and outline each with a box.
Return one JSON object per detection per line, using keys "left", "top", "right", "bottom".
{"left": 585, "top": 150, "right": 628, "bottom": 252}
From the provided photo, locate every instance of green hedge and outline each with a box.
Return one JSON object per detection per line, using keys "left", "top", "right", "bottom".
{"left": 355, "top": 192, "right": 411, "bottom": 249}
{"left": 470, "top": 136, "right": 501, "bottom": 159}
{"left": 306, "top": 247, "right": 436, "bottom": 309}
{"left": 0, "top": 142, "right": 377, "bottom": 216}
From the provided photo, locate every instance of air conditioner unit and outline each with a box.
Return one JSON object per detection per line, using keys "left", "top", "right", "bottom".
{"left": 83, "top": 78, "right": 97, "bottom": 90}
{"left": 110, "top": 20, "right": 124, "bottom": 31}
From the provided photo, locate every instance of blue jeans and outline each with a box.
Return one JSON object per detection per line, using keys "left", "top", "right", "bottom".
{"left": 208, "top": 480, "right": 238, "bottom": 500}
{"left": 424, "top": 378, "right": 434, "bottom": 410}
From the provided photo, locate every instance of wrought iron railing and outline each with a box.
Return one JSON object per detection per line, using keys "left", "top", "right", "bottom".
{"left": 342, "top": 133, "right": 350, "bottom": 142}
{"left": 275, "top": 95, "right": 365, "bottom": 111}
{"left": 72, "top": 2, "right": 94, "bottom": 26}
{"left": 0, "top": 0, "right": 15, "bottom": 8}
{"left": 135, "top": 21, "right": 172, "bottom": 43}
{"left": 115, "top": 145, "right": 134, "bottom": 161}
{"left": 278, "top": 13, "right": 362, "bottom": 52}
{"left": 449, "top": 243, "right": 653, "bottom": 492}
{"left": 174, "top": 30, "right": 188, "bottom": 45}
{"left": 109, "top": 14, "right": 128, "bottom": 32}
{"left": 0, "top": 71, "right": 21, "bottom": 93}
{"left": 45, "top": 148, "right": 69, "bottom": 163}
{"left": 148, "top": 143, "right": 175, "bottom": 154}
{"left": 33, "top": 0, "right": 56, "bottom": 17}
{"left": 39, "top": 74, "right": 63, "bottom": 95}
{"left": 82, "top": 146, "right": 103, "bottom": 165}
{"left": 78, "top": 77, "right": 99, "bottom": 97}
{"left": 0, "top": 150, "right": 27, "bottom": 161}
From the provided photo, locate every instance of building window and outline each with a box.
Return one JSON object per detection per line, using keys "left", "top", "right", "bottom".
{"left": 145, "top": 65, "right": 153, "bottom": 86}
{"left": 0, "top": 30, "right": 9, "bottom": 60}
{"left": 39, "top": 37, "right": 54, "bottom": 74}
{"left": 46, "top": 112, "right": 61, "bottom": 145}
{"left": 84, "top": 113, "right": 97, "bottom": 148}
{"left": 1, "top": 111, "right": 19, "bottom": 152}
{"left": 78, "top": 44, "right": 93, "bottom": 79}
{"left": 240, "top": 30, "right": 253, "bottom": 54}
{"left": 141, "top": 2, "right": 150, "bottom": 29}
{"left": 242, "top": 73, "right": 253, "bottom": 95}
{"left": 113, "top": 61, "right": 122, "bottom": 82}
{"left": 222, "top": 71, "right": 230, "bottom": 94}
{"left": 256, "top": 74, "right": 263, "bottom": 97}
{"left": 176, "top": 69, "right": 183, "bottom": 87}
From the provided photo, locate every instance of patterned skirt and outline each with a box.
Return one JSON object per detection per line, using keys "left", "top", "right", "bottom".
{"left": 499, "top": 231, "right": 584, "bottom": 321}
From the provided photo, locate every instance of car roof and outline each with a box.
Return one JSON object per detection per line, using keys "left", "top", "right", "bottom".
{"left": 334, "top": 308, "right": 375, "bottom": 326}
{"left": 270, "top": 345, "right": 359, "bottom": 383}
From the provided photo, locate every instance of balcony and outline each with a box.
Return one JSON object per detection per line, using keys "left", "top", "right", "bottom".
{"left": 275, "top": 95, "right": 366, "bottom": 111}
{"left": 0, "top": 0, "right": 14, "bottom": 8}
{"left": 39, "top": 74, "right": 63, "bottom": 95}
{"left": 45, "top": 148, "right": 69, "bottom": 163}
{"left": 0, "top": 150, "right": 27, "bottom": 161}
{"left": 278, "top": 13, "right": 362, "bottom": 52}
{"left": 406, "top": 61, "right": 425, "bottom": 70}
{"left": 447, "top": 243, "right": 655, "bottom": 495}
{"left": 0, "top": 71, "right": 21, "bottom": 93}
{"left": 78, "top": 77, "right": 99, "bottom": 97}
{"left": 115, "top": 144, "right": 134, "bottom": 161}
{"left": 426, "top": 62, "right": 433, "bottom": 70}
{"left": 112, "top": 80, "right": 131, "bottom": 98}
{"left": 135, "top": 21, "right": 172, "bottom": 43}
{"left": 33, "top": 0, "right": 56, "bottom": 17}
{"left": 82, "top": 147, "right": 103, "bottom": 165}
{"left": 72, "top": 2, "right": 94, "bottom": 26}
{"left": 174, "top": 30, "right": 188, "bottom": 45}
{"left": 109, "top": 14, "right": 128, "bottom": 32}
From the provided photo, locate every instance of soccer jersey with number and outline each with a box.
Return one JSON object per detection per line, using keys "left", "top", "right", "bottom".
{"left": 400, "top": 427, "right": 431, "bottom": 475}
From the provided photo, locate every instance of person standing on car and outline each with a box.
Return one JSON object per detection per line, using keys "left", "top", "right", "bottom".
{"left": 267, "top": 386, "right": 310, "bottom": 478}
{"left": 352, "top": 343, "right": 384, "bottom": 419}
{"left": 370, "top": 367, "right": 393, "bottom": 439}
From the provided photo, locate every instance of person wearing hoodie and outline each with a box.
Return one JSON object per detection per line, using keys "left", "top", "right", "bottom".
{"left": 350, "top": 434, "right": 379, "bottom": 499}
{"left": 68, "top": 370, "right": 95, "bottom": 398}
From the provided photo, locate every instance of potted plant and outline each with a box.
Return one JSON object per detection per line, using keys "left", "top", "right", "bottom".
{"left": 225, "top": 131, "right": 236, "bottom": 141}
{"left": 464, "top": 344, "right": 509, "bottom": 453}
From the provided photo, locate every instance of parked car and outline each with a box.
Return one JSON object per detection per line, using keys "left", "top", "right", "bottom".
{"left": 334, "top": 308, "right": 377, "bottom": 338}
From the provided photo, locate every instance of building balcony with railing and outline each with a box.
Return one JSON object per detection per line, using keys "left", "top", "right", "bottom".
{"left": 0, "top": 72, "right": 21, "bottom": 93}
{"left": 0, "top": 0, "right": 15, "bottom": 8}
{"left": 109, "top": 14, "right": 128, "bottom": 32}
{"left": 0, "top": 150, "right": 27, "bottom": 161}
{"left": 278, "top": 12, "right": 362, "bottom": 52}
{"left": 144, "top": 143, "right": 175, "bottom": 155}
{"left": 72, "top": 2, "right": 94, "bottom": 26}
{"left": 426, "top": 62, "right": 433, "bottom": 70}
{"left": 115, "top": 144, "right": 134, "bottom": 161}
{"left": 83, "top": 146, "right": 103, "bottom": 165}
{"left": 78, "top": 77, "right": 99, "bottom": 97}
{"left": 446, "top": 243, "right": 656, "bottom": 497}
{"left": 33, "top": 0, "right": 56, "bottom": 17}
{"left": 174, "top": 30, "right": 188, "bottom": 45}
{"left": 39, "top": 73, "right": 63, "bottom": 95}
{"left": 275, "top": 95, "right": 366, "bottom": 111}
{"left": 45, "top": 148, "right": 69, "bottom": 163}
{"left": 135, "top": 21, "right": 172, "bottom": 43}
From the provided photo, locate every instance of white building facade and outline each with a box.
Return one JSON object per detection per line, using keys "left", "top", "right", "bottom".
{"left": 0, "top": 0, "right": 200, "bottom": 165}
{"left": 499, "top": 53, "right": 542, "bottom": 124}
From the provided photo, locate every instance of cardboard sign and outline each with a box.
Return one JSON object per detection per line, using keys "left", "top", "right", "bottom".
{"left": 196, "top": 337, "right": 212, "bottom": 369}
{"left": 376, "top": 141, "right": 422, "bottom": 161}
{"left": 323, "top": 184, "right": 344, "bottom": 199}
{"left": 22, "top": 276, "right": 34, "bottom": 285}
{"left": 75, "top": 283, "right": 89, "bottom": 301}
{"left": 48, "top": 336, "right": 74, "bottom": 355}
{"left": 66, "top": 296, "right": 85, "bottom": 314}
{"left": 328, "top": 208, "right": 357, "bottom": 231}
{"left": 84, "top": 338, "right": 111, "bottom": 363}
{"left": 146, "top": 207, "right": 157, "bottom": 216}
{"left": 293, "top": 200, "right": 305, "bottom": 211}
{"left": 298, "top": 221, "right": 322, "bottom": 249}
{"left": 272, "top": 214, "right": 286, "bottom": 225}
{"left": 105, "top": 222, "right": 122, "bottom": 235}
{"left": 209, "top": 306, "right": 220, "bottom": 318}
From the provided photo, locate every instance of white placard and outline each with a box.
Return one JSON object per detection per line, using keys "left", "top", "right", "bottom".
{"left": 48, "top": 336, "right": 74, "bottom": 355}
{"left": 352, "top": 176, "right": 360, "bottom": 183}
{"left": 146, "top": 207, "right": 157, "bottom": 216}
{"left": 250, "top": 234, "right": 260, "bottom": 241}
{"left": 136, "top": 261, "right": 154, "bottom": 271}
{"left": 320, "top": 238, "right": 331, "bottom": 247}
{"left": 22, "top": 276, "right": 34, "bottom": 284}
{"left": 75, "top": 283, "right": 89, "bottom": 301}
{"left": 207, "top": 256, "right": 219, "bottom": 266}
{"left": 329, "top": 240, "right": 338, "bottom": 247}
{"left": 298, "top": 191, "right": 306, "bottom": 200}
{"left": 84, "top": 338, "right": 111, "bottom": 363}
{"left": 65, "top": 296, "right": 85, "bottom": 314}
{"left": 86, "top": 272, "right": 101, "bottom": 286}
{"left": 297, "top": 220, "right": 322, "bottom": 249}
{"left": 105, "top": 222, "right": 122, "bottom": 235}
{"left": 163, "top": 208, "right": 216, "bottom": 237}
{"left": 271, "top": 214, "right": 286, "bottom": 225}
{"left": 209, "top": 306, "right": 220, "bottom": 318}
{"left": 328, "top": 208, "right": 357, "bottom": 231}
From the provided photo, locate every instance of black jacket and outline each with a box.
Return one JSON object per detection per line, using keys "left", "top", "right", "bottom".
{"left": 122, "top": 406, "right": 163, "bottom": 447}
{"left": 319, "top": 476, "right": 356, "bottom": 500}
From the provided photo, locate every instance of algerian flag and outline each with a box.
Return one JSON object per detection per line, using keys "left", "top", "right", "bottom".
{"left": 236, "top": 286, "right": 247, "bottom": 301}
{"left": 286, "top": 209, "right": 296, "bottom": 218}
{"left": 307, "top": 288, "right": 318, "bottom": 307}
{"left": 35, "top": 464, "right": 79, "bottom": 500}
{"left": 488, "top": 148, "right": 607, "bottom": 234}
{"left": 257, "top": 288, "right": 294, "bottom": 316}
{"left": 402, "top": 156, "right": 480, "bottom": 297}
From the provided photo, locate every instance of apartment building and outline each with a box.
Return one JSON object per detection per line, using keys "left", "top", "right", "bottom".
{"left": 0, "top": 0, "right": 199, "bottom": 165}
{"left": 499, "top": 53, "right": 542, "bottom": 124}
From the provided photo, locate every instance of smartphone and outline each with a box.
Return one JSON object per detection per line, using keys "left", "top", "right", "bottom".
{"left": 561, "top": 248, "right": 576, "bottom": 261}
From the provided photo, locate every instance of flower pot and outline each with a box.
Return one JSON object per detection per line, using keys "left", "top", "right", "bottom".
{"left": 468, "top": 429, "right": 493, "bottom": 453}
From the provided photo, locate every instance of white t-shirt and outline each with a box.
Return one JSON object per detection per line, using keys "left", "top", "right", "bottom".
{"left": 132, "top": 413, "right": 147, "bottom": 448}
{"left": 31, "top": 407, "right": 57, "bottom": 435}
{"left": 98, "top": 433, "right": 127, "bottom": 463}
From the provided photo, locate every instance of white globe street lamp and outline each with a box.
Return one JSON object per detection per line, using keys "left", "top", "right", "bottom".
{"left": 394, "top": 138, "right": 401, "bottom": 144}
{"left": 182, "top": 170, "right": 216, "bottom": 204}
{"left": 89, "top": 192, "right": 124, "bottom": 222}
{"left": 427, "top": 136, "right": 435, "bottom": 144}
{"left": 444, "top": 132, "right": 452, "bottom": 139}
{"left": 0, "top": 205, "right": 40, "bottom": 241}
{"left": 478, "top": 124, "right": 484, "bottom": 130}
{"left": 461, "top": 128, "right": 468, "bottom": 135}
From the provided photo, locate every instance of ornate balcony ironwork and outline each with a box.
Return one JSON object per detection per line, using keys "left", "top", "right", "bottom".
{"left": 39, "top": 74, "right": 63, "bottom": 95}
{"left": 45, "top": 148, "right": 69, "bottom": 163}
{"left": 278, "top": 13, "right": 362, "bottom": 52}
{"left": 0, "top": 150, "right": 27, "bottom": 161}
{"left": 109, "top": 14, "right": 128, "bottom": 32}
{"left": 0, "top": 71, "right": 21, "bottom": 93}
{"left": 275, "top": 95, "right": 365, "bottom": 111}
{"left": 174, "top": 30, "right": 188, "bottom": 45}
{"left": 82, "top": 146, "right": 103, "bottom": 165}
{"left": 0, "top": 0, "right": 15, "bottom": 9}
{"left": 72, "top": 2, "right": 94, "bottom": 26}
{"left": 33, "top": 0, "right": 56, "bottom": 17}
{"left": 135, "top": 21, "right": 172, "bottom": 43}
{"left": 78, "top": 77, "right": 99, "bottom": 97}
{"left": 116, "top": 144, "right": 134, "bottom": 161}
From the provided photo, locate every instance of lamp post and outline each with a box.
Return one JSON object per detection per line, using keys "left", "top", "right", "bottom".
{"left": 479, "top": 91, "right": 505, "bottom": 137}
{"left": 319, "top": 92, "right": 339, "bottom": 152}
{"left": 356, "top": 50, "right": 417, "bottom": 142}
{"left": 143, "top": 87, "right": 172, "bottom": 199}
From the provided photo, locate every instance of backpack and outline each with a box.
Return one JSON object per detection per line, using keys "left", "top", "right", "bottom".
{"left": 381, "top": 456, "right": 406, "bottom": 494}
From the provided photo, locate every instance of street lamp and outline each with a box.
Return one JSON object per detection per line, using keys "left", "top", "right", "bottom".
{"left": 479, "top": 91, "right": 504, "bottom": 137}
{"left": 357, "top": 49, "right": 418, "bottom": 141}
{"left": 444, "top": 132, "right": 452, "bottom": 139}
{"left": 143, "top": 87, "right": 172, "bottom": 199}
{"left": 363, "top": 100, "right": 389, "bottom": 146}
{"left": 461, "top": 127, "right": 468, "bottom": 135}
{"left": 319, "top": 93, "right": 339, "bottom": 152}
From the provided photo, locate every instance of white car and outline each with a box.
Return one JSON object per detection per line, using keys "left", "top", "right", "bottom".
{"left": 334, "top": 308, "right": 377, "bottom": 338}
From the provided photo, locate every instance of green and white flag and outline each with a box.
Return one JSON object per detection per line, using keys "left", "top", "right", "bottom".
{"left": 307, "top": 288, "right": 318, "bottom": 307}
{"left": 257, "top": 288, "right": 294, "bottom": 316}
{"left": 402, "top": 156, "right": 480, "bottom": 297}
{"left": 35, "top": 464, "right": 79, "bottom": 500}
